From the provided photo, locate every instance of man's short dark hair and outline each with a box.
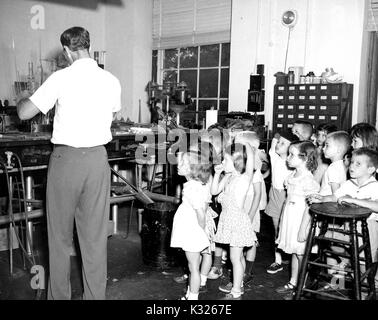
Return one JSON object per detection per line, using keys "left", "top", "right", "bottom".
{"left": 60, "top": 27, "right": 90, "bottom": 51}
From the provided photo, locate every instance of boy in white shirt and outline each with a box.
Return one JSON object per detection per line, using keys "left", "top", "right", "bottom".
{"left": 309, "top": 148, "right": 378, "bottom": 285}
{"left": 319, "top": 131, "right": 351, "bottom": 196}
{"left": 266, "top": 130, "right": 299, "bottom": 274}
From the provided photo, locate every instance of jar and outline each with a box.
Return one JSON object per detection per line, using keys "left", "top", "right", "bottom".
{"left": 299, "top": 75, "right": 306, "bottom": 84}
{"left": 288, "top": 71, "right": 295, "bottom": 84}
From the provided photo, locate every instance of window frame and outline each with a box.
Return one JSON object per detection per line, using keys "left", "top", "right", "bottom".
{"left": 153, "top": 42, "right": 230, "bottom": 124}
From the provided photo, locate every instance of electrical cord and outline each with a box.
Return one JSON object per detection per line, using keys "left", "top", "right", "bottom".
{"left": 0, "top": 152, "right": 44, "bottom": 300}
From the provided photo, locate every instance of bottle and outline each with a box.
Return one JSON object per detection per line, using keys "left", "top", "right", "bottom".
{"left": 288, "top": 71, "right": 295, "bottom": 84}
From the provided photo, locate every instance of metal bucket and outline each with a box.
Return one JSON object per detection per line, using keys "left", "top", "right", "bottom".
{"left": 141, "top": 202, "right": 178, "bottom": 269}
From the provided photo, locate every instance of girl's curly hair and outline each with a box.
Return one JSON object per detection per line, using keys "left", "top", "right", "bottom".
{"left": 290, "top": 140, "right": 318, "bottom": 173}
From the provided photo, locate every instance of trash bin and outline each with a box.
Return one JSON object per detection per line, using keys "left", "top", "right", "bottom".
{"left": 141, "top": 202, "right": 178, "bottom": 269}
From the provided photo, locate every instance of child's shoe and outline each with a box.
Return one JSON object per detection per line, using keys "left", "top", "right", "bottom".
{"left": 174, "top": 274, "right": 188, "bottom": 284}
{"left": 207, "top": 266, "right": 223, "bottom": 280}
{"left": 218, "top": 282, "right": 244, "bottom": 294}
{"left": 267, "top": 262, "right": 284, "bottom": 274}
{"left": 220, "top": 289, "right": 242, "bottom": 300}
{"left": 276, "top": 282, "right": 296, "bottom": 294}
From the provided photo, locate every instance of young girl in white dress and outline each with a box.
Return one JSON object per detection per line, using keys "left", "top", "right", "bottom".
{"left": 211, "top": 141, "right": 256, "bottom": 299}
{"left": 275, "top": 141, "right": 320, "bottom": 299}
{"left": 170, "top": 150, "right": 213, "bottom": 300}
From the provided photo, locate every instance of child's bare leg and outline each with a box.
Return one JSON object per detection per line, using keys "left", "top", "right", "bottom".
{"left": 290, "top": 254, "right": 303, "bottom": 286}
{"left": 185, "top": 251, "right": 201, "bottom": 299}
{"left": 230, "top": 246, "right": 244, "bottom": 294}
{"left": 272, "top": 216, "right": 282, "bottom": 264}
{"left": 200, "top": 252, "right": 212, "bottom": 286}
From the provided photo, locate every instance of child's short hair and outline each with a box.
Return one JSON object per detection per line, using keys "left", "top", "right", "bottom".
{"left": 235, "top": 131, "right": 260, "bottom": 149}
{"left": 350, "top": 122, "right": 378, "bottom": 151}
{"left": 316, "top": 123, "right": 338, "bottom": 134}
{"left": 294, "top": 120, "right": 314, "bottom": 139}
{"left": 327, "top": 131, "right": 352, "bottom": 156}
{"left": 225, "top": 142, "right": 247, "bottom": 174}
{"left": 290, "top": 140, "right": 318, "bottom": 172}
{"left": 186, "top": 150, "right": 213, "bottom": 184}
{"left": 352, "top": 148, "right": 378, "bottom": 170}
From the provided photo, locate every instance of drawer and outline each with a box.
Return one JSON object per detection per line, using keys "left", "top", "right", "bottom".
{"left": 328, "top": 94, "right": 341, "bottom": 104}
{"left": 286, "top": 113, "right": 295, "bottom": 121}
{"left": 297, "top": 105, "right": 307, "bottom": 112}
{"left": 297, "top": 94, "right": 307, "bottom": 103}
{"left": 287, "top": 85, "right": 297, "bottom": 94}
{"left": 329, "top": 114, "right": 340, "bottom": 123}
{"left": 318, "top": 104, "right": 339, "bottom": 114}
{"left": 275, "top": 85, "right": 287, "bottom": 94}
{"left": 297, "top": 112, "right": 306, "bottom": 120}
{"left": 275, "top": 122, "right": 284, "bottom": 130}
{"left": 307, "top": 84, "right": 318, "bottom": 93}
{"left": 286, "top": 104, "right": 296, "bottom": 113}
{"left": 306, "top": 94, "right": 318, "bottom": 104}
{"left": 275, "top": 94, "right": 286, "bottom": 103}
{"left": 319, "top": 83, "right": 341, "bottom": 95}
{"left": 307, "top": 113, "right": 317, "bottom": 121}
{"left": 317, "top": 114, "right": 327, "bottom": 122}
{"left": 326, "top": 105, "right": 339, "bottom": 114}
{"left": 275, "top": 112, "right": 286, "bottom": 121}
{"left": 287, "top": 122, "right": 294, "bottom": 130}
{"left": 287, "top": 94, "right": 297, "bottom": 103}
{"left": 308, "top": 105, "right": 317, "bottom": 112}
{"left": 298, "top": 84, "right": 318, "bottom": 94}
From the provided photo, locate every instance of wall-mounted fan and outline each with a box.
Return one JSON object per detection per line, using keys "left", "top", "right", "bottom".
{"left": 282, "top": 10, "right": 298, "bottom": 28}
{"left": 282, "top": 10, "right": 298, "bottom": 73}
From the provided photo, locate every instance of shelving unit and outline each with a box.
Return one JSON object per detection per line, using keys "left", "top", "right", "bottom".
{"left": 272, "top": 82, "right": 353, "bottom": 132}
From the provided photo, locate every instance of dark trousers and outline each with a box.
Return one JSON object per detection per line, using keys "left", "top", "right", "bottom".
{"left": 46, "top": 145, "right": 110, "bottom": 300}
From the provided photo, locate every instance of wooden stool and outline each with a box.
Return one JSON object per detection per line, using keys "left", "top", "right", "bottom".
{"left": 295, "top": 202, "right": 376, "bottom": 300}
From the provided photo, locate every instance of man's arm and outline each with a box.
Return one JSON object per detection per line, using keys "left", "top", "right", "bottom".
{"left": 17, "top": 98, "right": 41, "bottom": 120}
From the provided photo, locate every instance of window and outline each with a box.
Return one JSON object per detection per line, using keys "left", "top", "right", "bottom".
{"left": 152, "top": 42, "right": 230, "bottom": 126}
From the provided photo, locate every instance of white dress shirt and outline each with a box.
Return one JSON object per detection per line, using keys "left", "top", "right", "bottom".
{"left": 30, "top": 58, "right": 121, "bottom": 147}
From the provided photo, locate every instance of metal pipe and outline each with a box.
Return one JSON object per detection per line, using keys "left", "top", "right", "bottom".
{"left": 0, "top": 209, "right": 44, "bottom": 225}
{"left": 25, "top": 175, "right": 33, "bottom": 255}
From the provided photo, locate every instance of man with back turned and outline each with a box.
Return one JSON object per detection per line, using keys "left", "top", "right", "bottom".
{"left": 17, "top": 26, "right": 121, "bottom": 300}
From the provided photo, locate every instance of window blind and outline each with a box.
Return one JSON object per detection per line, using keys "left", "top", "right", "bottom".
{"left": 153, "top": 0, "right": 231, "bottom": 49}
{"left": 367, "top": 0, "right": 378, "bottom": 31}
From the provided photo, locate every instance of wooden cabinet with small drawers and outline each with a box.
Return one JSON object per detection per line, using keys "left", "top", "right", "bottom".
{"left": 272, "top": 83, "right": 353, "bottom": 133}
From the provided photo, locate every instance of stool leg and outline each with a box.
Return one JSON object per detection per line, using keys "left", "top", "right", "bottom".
{"left": 295, "top": 213, "right": 317, "bottom": 300}
{"left": 9, "top": 223, "right": 13, "bottom": 276}
{"left": 350, "top": 219, "right": 362, "bottom": 300}
{"left": 361, "top": 220, "right": 376, "bottom": 300}
{"left": 318, "top": 218, "right": 329, "bottom": 277}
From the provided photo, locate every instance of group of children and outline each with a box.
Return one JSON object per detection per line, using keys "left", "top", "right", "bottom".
{"left": 169, "top": 119, "right": 378, "bottom": 300}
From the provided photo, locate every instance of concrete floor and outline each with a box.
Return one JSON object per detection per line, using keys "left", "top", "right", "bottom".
{"left": 0, "top": 204, "right": 295, "bottom": 300}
